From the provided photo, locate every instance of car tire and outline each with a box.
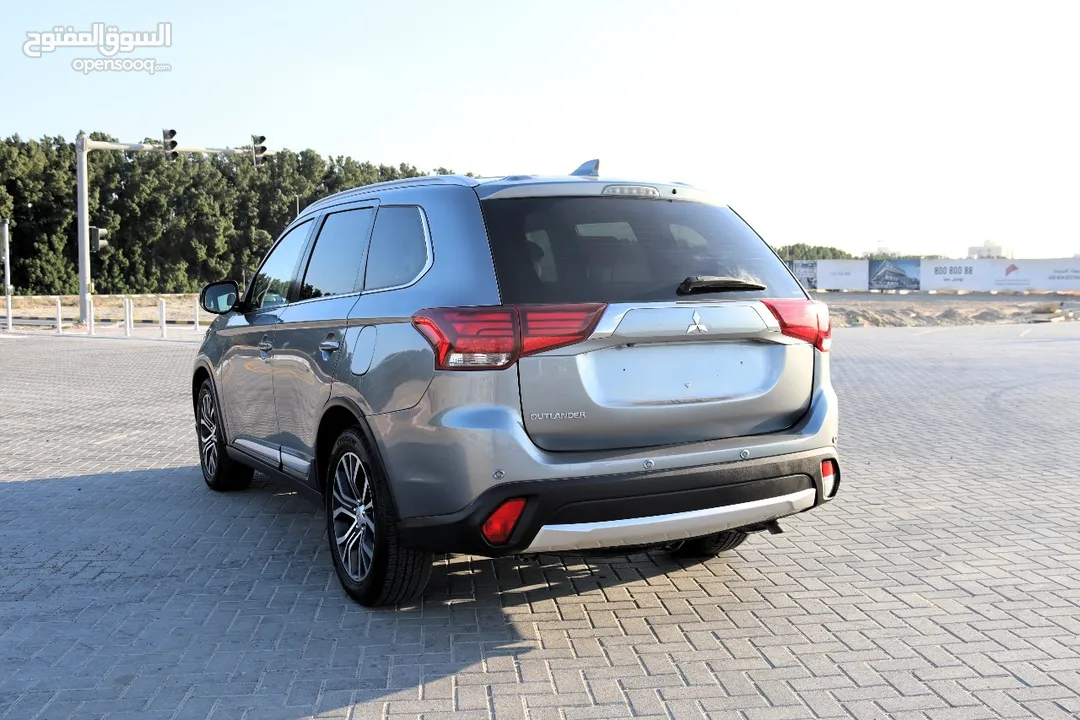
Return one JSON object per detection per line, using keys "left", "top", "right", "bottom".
{"left": 196, "top": 379, "right": 254, "bottom": 492}
{"left": 668, "top": 530, "right": 748, "bottom": 558}
{"left": 325, "top": 427, "right": 433, "bottom": 607}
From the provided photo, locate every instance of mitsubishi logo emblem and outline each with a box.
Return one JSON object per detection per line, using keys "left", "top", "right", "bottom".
{"left": 686, "top": 311, "right": 708, "bottom": 334}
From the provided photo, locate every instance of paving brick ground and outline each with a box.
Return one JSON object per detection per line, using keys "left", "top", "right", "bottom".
{"left": 1, "top": 323, "right": 1079, "bottom": 719}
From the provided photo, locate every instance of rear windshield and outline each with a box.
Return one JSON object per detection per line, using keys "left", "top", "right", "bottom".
{"left": 479, "top": 196, "right": 806, "bottom": 304}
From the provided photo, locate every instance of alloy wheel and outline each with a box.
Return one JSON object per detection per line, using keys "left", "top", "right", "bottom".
{"left": 331, "top": 451, "right": 376, "bottom": 581}
{"left": 198, "top": 390, "right": 219, "bottom": 477}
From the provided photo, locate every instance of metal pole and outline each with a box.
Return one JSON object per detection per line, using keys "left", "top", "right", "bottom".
{"left": 73, "top": 135, "right": 276, "bottom": 325}
{"left": 193, "top": 295, "right": 200, "bottom": 333}
{"left": 84, "top": 138, "right": 276, "bottom": 156}
{"left": 159, "top": 298, "right": 167, "bottom": 338}
{"left": 87, "top": 295, "right": 95, "bottom": 336}
{"left": 56, "top": 297, "right": 63, "bottom": 333}
{"left": 2, "top": 220, "right": 11, "bottom": 333}
{"left": 77, "top": 134, "right": 91, "bottom": 323}
{"left": 124, "top": 298, "right": 132, "bottom": 337}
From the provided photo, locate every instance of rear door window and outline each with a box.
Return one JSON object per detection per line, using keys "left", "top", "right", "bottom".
{"left": 298, "top": 207, "right": 375, "bottom": 301}
{"left": 363, "top": 206, "right": 430, "bottom": 291}
{"left": 480, "top": 197, "right": 804, "bottom": 304}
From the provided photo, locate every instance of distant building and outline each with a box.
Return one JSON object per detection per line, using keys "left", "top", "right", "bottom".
{"left": 967, "top": 241, "right": 1013, "bottom": 259}
{"left": 866, "top": 243, "right": 897, "bottom": 257}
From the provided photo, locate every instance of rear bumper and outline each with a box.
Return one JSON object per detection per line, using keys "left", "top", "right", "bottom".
{"left": 526, "top": 488, "right": 816, "bottom": 553}
{"left": 396, "top": 447, "right": 839, "bottom": 557}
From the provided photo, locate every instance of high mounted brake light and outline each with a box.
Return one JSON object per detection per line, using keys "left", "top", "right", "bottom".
{"left": 601, "top": 185, "right": 661, "bottom": 198}
{"left": 761, "top": 299, "right": 832, "bottom": 352}
{"left": 412, "top": 304, "right": 607, "bottom": 371}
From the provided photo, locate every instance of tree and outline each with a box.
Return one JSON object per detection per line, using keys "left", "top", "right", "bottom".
{"left": 0, "top": 132, "right": 472, "bottom": 294}
{"left": 862, "top": 252, "right": 948, "bottom": 260}
{"left": 772, "top": 243, "right": 854, "bottom": 260}
{"left": 0, "top": 135, "right": 79, "bottom": 294}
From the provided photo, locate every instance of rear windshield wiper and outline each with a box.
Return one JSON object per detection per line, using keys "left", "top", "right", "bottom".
{"left": 676, "top": 275, "right": 767, "bottom": 295}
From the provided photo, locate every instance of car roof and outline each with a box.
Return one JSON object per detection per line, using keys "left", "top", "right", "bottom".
{"left": 300, "top": 160, "right": 717, "bottom": 219}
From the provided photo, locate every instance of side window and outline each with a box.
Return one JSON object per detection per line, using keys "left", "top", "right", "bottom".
{"left": 249, "top": 219, "right": 312, "bottom": 309}
{"left": 670, "top": 223, "right": 708, "bottom": 248}
{"left": 576, "top": 221, "right": 637, "bottom": 242}
{"left": 298, "top": 208, "right": 375, "bottom": 301}
{"left": 364, "top": 206, "right": 429, "bottom": 291}
{"left": 575, "top": 222, "right": 651, "bottom": 283}
{"left": 525, "top": 230, "right": 558, "bottom": 282}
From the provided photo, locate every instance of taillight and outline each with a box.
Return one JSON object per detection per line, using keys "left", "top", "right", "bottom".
{"left": 413, "top": 303, "right": 606, "bottom": 371}
{"left": 412, "top": 308, "right": 518, "bottom": 370}
{"left": 519, "top": 304, "right": 606, "bottom": 355}
{"left": 482, "top": 498, "right": 527, "bottom": 545}
{"left": 761, "top": 299, "right": 832, "bottom": 352}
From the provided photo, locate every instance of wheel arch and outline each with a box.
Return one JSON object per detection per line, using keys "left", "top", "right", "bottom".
{"left": 192, "top": 364, "right": 212, "bottom": 412}
{"left": 192, "top": 361, "right": 233, "bottom": 446}
{"left": 315, "top": 397, "right": 401, "bottom": 517}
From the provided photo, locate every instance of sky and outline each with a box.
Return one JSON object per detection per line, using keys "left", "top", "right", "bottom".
{"left": 2, "top": 0, "right": 1079, "bottom": 259}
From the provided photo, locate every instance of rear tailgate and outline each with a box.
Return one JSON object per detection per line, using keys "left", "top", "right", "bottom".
{"left": 517, "top": 301, "right": 813, "bottom": 451}
{"left": 479, "top": 190, "right": 821, "bottom": 452}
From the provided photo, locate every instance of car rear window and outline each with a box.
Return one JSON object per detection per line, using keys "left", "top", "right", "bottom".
{"left": 479, "top": 196, "right": 805, "bottom": 305}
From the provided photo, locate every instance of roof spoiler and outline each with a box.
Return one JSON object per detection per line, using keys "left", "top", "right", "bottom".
{"left": 570, "top": 159, "right": 600, "bottom": 177}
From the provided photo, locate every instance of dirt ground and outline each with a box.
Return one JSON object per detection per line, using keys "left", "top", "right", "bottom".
{"left": 6, "top": 291, "right": 1080, "bottom": 328}
{"left": 818, "top": 291, "right": 1079, "bottom": 328}
{"left": 8, "top": 295, "right": 201, "bottom": 325}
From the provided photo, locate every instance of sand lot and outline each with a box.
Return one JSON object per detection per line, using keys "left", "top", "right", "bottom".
{"left": 819, "top": 291, "right": 1079, "bottom": 327}
{"left": 6, "top": 291, "right": 1080, "bottom": 329}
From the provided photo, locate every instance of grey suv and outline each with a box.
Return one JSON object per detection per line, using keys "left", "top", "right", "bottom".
{"left": 193, "top": 161, "right": 840, "bottom": 607}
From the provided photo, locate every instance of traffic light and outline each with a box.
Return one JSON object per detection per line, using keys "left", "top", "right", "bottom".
{"left": 162, "top": 129, "right": 178, "bottom": 162}
{"left": 90, "top": 227, "right": 109, "bottom": 252}
{"left": 252, "top": 135, "right": 267, "bottom": 166}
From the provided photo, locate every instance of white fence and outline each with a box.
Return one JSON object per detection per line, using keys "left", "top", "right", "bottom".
{"left": 3, "top": 294, "right": 204, "bottom": 338}
{"left": 789, "top": 258, "right": 1080, "bottom": 292}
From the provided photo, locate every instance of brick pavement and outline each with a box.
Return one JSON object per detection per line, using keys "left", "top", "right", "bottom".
{"left": 1, "top": 323, "right": 1079, "bottom": 719}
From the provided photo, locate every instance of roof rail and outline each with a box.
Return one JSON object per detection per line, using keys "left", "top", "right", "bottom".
{"left": 303, "top": 174, "right": 475, "bottom": 213}
{"left": 570, "top": 159, "right": 600, "bottom": 177}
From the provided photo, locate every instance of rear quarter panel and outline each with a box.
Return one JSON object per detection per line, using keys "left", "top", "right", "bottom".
{"left": 330, "top": 182, "right": 503, "bottom": 446}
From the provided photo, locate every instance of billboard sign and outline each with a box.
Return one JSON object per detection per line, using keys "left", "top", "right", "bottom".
{"left": 816, "top": 260, "right": 869, "bottom": 291}
{"left": 921, "top": 259, "right": 1080, "bottom": 292}
{"left": 868, "top": 259, "right": 920, "bottom": 291}
{"left": 920, "top": 260, "right": 983, "bottom": 290}
{"left": 791, "top": 260, "right": 817, "bottom": 289}
{"left": 980, "top": 259, "right": 1080, "bottom": 292}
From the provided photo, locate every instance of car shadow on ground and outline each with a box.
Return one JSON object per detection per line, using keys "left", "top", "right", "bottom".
{"left": 0, "top": 466, "right": 745, "bottom": 719}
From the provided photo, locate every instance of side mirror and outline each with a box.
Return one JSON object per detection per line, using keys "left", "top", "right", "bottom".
{"left": 200, "top": 280, "right": 240, "bottom": 315}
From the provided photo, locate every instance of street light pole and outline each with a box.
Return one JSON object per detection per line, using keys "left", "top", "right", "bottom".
{"left": 75, "top": 132, "right": 275, "bottom": 323}
{"left": 77, "top": 134, "right": 91, "bottom": 322}
{"left": 2, "top": 219, "right": 12, "bottom": 332}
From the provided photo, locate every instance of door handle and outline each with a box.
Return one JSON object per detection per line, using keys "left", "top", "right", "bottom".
{"left": 258, "top": 340, "right": 273, "bottom": 352}
{"left": 319, "top": 340, "right": 341, "bottom": 352}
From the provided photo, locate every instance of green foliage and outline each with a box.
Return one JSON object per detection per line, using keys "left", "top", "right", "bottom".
{"left": 0, "top": 132, "right": 469, "bottom": 294}
{"left": 862, "top": 253, "right": 947, "bottom": 260}
{"left": 772, "top": 243, "right": 949, "bottom": 261}
{"left": 773, "top": 243, "right": 854, "bottom": 260}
